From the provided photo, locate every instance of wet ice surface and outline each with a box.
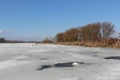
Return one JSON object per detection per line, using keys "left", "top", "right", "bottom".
{"left": 0, "top": 43, "right": 120, "bottom": 80}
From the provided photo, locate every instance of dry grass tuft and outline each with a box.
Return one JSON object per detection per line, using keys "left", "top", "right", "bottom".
{"left": 55, "top": 40, "right": 120, "bottom": 48}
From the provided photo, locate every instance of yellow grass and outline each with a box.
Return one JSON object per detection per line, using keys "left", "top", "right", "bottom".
{"left": 55, "top": 40, "right": 120, "bottom": 48}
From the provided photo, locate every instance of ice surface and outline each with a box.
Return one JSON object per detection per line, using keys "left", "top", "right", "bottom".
{"left": 0, "top": 43, "right": 120, "bottom": 80}
{"left": 0, "top": 59, "right": 29, "bottom": 71}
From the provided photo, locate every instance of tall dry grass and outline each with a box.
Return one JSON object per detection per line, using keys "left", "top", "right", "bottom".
{"left": 113, "top": 41, "right": 120, "bottom": 48}
{"left": 55, "top": 40, "right": 120, "bottom": 48}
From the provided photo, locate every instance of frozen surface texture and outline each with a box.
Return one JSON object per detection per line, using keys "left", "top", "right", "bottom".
{"left": 0, "top": 43, "right": 120, "bottom": 80}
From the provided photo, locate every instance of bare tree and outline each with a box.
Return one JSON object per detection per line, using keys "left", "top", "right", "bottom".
{"left": 64, "top": 28, "right": 79, "bottom": 42}
{"left": 100, "top": 22, "right": 115, "bottom": 40}
{"left": 55, "top": 32, "right": 65, "bottom": 42}
{"left": 55, "top": 22, "right": 115, "bottom": 43}
{"left": 0, "top": 38, "right": 5, "bottom": 43}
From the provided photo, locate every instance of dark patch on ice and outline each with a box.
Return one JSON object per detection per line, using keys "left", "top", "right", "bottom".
{"left": 54, "top": 62, "right": 74, "bottom": 67}
{"left": 104, "top": 56, "right": 120, "bottom": 60}
{"left": 37, "top": 65, "right": 52, "bottom": 70}
{"left": 37, "top": 62, "right": 91, "bottom": 70}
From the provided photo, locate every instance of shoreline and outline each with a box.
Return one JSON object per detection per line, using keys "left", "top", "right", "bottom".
{"left": 41, "top": 41, "right": 120, "bottom": 48}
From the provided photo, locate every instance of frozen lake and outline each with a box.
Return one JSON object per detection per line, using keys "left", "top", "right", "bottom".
{"left": 0, "top": 43, "right": 120, "bottom": 80}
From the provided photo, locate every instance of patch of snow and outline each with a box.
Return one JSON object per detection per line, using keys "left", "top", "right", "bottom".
{"left": 72, "top": 62, "right": 79, "bottom": 66}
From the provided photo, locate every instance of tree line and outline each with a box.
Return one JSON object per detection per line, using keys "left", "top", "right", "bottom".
{"left": 55, "top": 22, "right": 115, "bottom": 42}
{"left": 0, "top": 38, "right": 5, "bottom": 43}
{"left": 0, "top": 38, "right": 40, "bottom": 43}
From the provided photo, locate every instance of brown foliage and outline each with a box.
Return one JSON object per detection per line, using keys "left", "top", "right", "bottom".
{"left": 100, "top": 22, "right": 115, "bottom": 40}
{"left": 55, "top": 22, "right": 115, "bottom": 43}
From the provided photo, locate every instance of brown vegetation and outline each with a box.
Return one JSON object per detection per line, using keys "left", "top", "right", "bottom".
{"left": 55, "top": 22, "right": 120, "bottom": 48}
{"left": 0, "top": 38, "right": 5, "bottom": 43}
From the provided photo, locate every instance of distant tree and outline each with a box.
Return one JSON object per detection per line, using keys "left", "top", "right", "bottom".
{"left": 55, "top": 21, "right": 115, "bottom": 42}
{"left": 42, "top": 37, "right": 54, "bottom": 43}
{"left": 87, "top": 23, "right": 101, "bottom": 41}
{"left": 79, "top": 26, "right": 89, "bottom": 41}
{"left": 118, "top": 33, "right": 120, "bottom": 39}
{"left": 64, "top": 28, "right": 79, "bottom": 42}
{"left": 0, "top": 38, "right": 5, "bottom": 43}
{"left": 55, "top": 32, "right": 65, "bottom": 42}
{"left": 79, "top": 22, "right": 115, "bottom": 41}
{"left": 100, "top": 22, "right": 115, "bottom": 40}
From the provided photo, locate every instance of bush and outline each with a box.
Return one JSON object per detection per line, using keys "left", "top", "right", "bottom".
{"left": 0, "top": 38, "right": 5, "bottom": 43}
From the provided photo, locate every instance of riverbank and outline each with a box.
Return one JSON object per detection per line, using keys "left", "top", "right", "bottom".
{"left": 54, "top": 41, "right": 120, "bottom": 48}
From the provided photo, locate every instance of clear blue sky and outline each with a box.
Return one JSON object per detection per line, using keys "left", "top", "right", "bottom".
{"left": 0, "top": 0, "right": 120, "bottom": 41}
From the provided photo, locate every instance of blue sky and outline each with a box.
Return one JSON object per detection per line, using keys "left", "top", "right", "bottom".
{"left": 0, "top": 0, "right": 120, "bottom": 41}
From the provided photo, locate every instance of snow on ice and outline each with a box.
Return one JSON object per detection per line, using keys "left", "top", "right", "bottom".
{"left": 0, "top": 43, "right": 120, "bottom": 80}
